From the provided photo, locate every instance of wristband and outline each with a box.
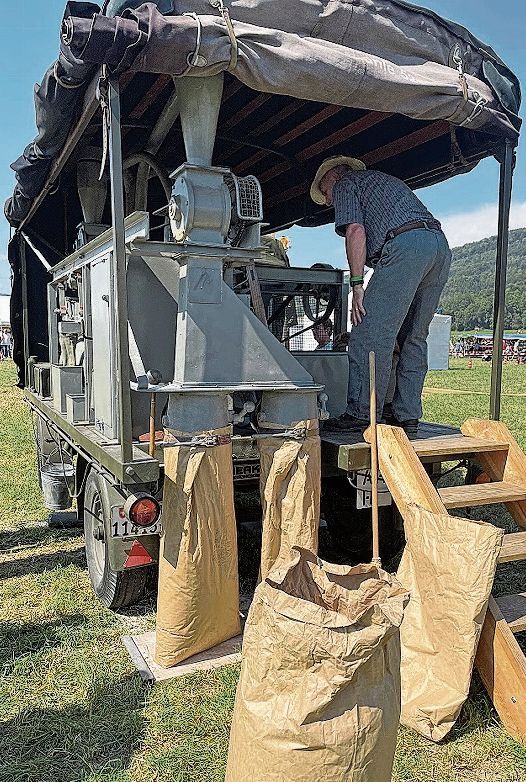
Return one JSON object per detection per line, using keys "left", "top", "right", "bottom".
{"left": 351, "top": 276, "right": 364, "bottom": 287}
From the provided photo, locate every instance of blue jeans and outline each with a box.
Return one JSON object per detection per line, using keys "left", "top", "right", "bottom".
{"left": 346, "top": 228, "right": 451, "bottom": 421}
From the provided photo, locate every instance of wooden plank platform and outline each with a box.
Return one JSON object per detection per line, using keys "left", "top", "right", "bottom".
{"left": 412, "top": 435, "right": 509, "bottom": 460}
{"left": 122, "top": 631, "right": 243, "bottom": 684}
{"left": 321, "top": 420, "right": 461, "bottom": 472}
{"left": 499, "top": 532, "right": 526, "bottom": 564}
{"left": 439, "top": 481, "right": 526, "bottom": 509}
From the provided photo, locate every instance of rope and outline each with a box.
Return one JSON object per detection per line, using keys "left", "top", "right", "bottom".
{"left": 209, "top": 0, "right": 238, "bottom": 72}
{"left": 181, "top": 13, "right": 204, "bottom": 76}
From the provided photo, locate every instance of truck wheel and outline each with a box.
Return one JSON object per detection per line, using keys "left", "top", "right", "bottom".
{"left": 83, "top": 471, "right": 152, "bottom": 610}
{"left": 321, "top": 477, "right": 404, "bottom": 566}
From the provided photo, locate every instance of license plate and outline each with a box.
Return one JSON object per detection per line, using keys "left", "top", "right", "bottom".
{"left": 354, "top": 470, "right": 392, "bottom": 510}
{"left": 111, "top": 506, "right": 162, "bottom": 538}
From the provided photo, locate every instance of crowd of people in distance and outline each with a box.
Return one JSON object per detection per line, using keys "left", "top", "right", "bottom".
{"left": 0, "top": 329, "right": 13, "bottom": 360}
{"left": 451, "top": 335, "right": 526, "bottom": 364}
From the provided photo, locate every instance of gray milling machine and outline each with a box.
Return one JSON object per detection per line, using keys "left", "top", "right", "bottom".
{"left": 151, "top": 74, "right": 322, "bottom": 435}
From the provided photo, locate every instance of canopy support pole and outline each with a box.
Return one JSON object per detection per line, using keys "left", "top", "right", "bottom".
{"left": 489, "top": 141, "right": 515, "bottom": 421}
{"left": 108, "top": 73, "right": 133, "bottom": 464}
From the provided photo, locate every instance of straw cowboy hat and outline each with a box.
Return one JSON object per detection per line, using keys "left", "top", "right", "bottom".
{"left": 310, "top": 155, "right": 366, "bottom": 205}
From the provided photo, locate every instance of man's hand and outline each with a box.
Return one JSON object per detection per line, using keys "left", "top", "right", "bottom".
{"left": 351, "top": 284, "right": 366, "bottom": 326}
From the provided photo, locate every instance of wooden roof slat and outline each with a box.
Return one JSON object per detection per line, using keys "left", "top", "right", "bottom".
{"left": 362, "top": 120, "right": 450, "bottom": 165}
{"left": 222, "top": 80, "right": 245, "bottom": 101}
{"left": 128, "top": 74, "right": 173, "bottom": 120}
{"left": 221, "top": 94, "right": 271, "bottom": 132}
{"left": 274, "top": 104, "right": 343, "bottom": 148}
{"left": 226, "top": 99, "right": 307, "bottom": 175}
{"left": 252, "top": 100, "right": 305, "bottom": 136}
{"left": 258, "top": 110, "right": 391, "bottom": 185}
{"left": 232, "top": 149, "right": 267, "bottom": 173}
{"left": 300, "top": 110, "right": 392, "bottom": 162}
{"left": 266, "top": 119, "right": 450, "bottom": 207}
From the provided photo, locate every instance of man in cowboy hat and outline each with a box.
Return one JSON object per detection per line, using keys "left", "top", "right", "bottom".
{"left": 310, "top": 156, "right": 451, "bottom": 436}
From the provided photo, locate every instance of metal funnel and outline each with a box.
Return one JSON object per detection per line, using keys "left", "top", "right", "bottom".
{"left": 77, "top": 160, "right": 108, "bottom": 224}
{"left": 177, "top": 74, "right": 224, "bottom": 167}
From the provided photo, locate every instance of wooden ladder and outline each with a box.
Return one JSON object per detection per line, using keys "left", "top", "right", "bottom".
{"left": 364, "top": 418, "right": 526, "bottom": 742}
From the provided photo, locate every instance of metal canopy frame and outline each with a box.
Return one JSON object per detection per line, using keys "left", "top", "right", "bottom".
{"left": 489, "top": 140, "right": 516, "bottom": 420}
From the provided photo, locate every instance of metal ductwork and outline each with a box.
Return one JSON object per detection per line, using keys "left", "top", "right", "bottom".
{"left": 77, "top": 160, "right": 107, "bottom": 224}
{"left": 177, "top": 74, "right": 224, "bottom": 167}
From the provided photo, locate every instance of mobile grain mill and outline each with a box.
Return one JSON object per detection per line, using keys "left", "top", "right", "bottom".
{"left": 5, "top": 0, "right": 526, "bottom": 735}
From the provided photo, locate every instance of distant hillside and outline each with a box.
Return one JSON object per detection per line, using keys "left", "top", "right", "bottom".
{"left": 440, "top": 228, "right": 526, "bottom": 331}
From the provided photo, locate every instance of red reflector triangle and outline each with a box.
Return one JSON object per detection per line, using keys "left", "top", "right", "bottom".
{"left": 124, "top": 539, "right": 154, "bottom": 568}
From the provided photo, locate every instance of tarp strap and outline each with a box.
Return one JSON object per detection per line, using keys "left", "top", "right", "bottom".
{"left": 449, "top": 125, "right": 468, "bottom": 167}
{"left": 459, "top": 93, "right": 488, "bottom": 126}
{"left": 163, "top": 432, "right": 232, "bottom": 448}
{"left": 20, "top": 233, "right": 52, "bottom": 272}
{"left": 181, "top": 13, "right": 204, "bottom": 76}
{"left": 97, "top": 73, "right": 110, "bottom": 180}
{"left": 210, "top": 0, "right": 239, "bottom": 72}
{"left": 255, "top": 426, "right": 308, "bottom": 441}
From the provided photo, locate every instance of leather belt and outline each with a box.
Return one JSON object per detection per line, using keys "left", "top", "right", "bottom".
{"left": 370, "top": 219, "right": 442, "bottom": 264}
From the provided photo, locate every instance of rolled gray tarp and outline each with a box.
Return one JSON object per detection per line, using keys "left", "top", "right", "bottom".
{"left": 5, "top": 0, "right": 520, "bottom": 227}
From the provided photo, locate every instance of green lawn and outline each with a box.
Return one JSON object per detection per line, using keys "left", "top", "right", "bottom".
{"left": 1, "top": 358, "right": 526, "bottom": 781}
{"left": 423, "top": 358, "right": 526, "bottom": 449}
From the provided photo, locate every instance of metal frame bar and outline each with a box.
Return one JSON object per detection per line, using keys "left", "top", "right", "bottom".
{"left": 20, "top": 239, "right": 30, "bottom": 382}
{"left": 26, "top": 390, "right": 159, "bottom": 484}
{"left": 490, "top": 140, "right": 515, "bottom": 420}
{"left": 108, "top": 75, "right": 133, "bottom": 463}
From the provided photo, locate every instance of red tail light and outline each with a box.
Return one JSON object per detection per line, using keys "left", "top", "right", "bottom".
{"left": 124, "top": 494, "right": 160, "bottom": 527}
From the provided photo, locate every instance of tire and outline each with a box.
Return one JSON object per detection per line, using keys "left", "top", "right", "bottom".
{"left": 321, "top": 477, "right": 404, "bottom": 566}
{"left": 83, "top": 470, "right": 152, "bottom": 610}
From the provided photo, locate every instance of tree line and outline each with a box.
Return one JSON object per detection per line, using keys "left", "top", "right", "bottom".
{"left": 440, "top": 228, "right": 526, "bottom": 332}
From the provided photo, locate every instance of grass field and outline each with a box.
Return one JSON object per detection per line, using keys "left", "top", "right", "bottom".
{"left": 1, "top": 358, "right": 526, "bottom": 781}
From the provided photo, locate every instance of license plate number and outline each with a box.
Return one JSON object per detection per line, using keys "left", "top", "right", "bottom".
{"left": 111, "top": 506, "right": 162, "bottom": 538}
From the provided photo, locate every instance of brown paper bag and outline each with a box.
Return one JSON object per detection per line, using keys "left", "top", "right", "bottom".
{"left": 258, "top": 420, "right": 320, "bottom": 580}
{"left": 155, "top": 427, "right": 241, "bottom": 668}
{"left": 226, "top": 547, "right": 409, "bottom": 782}
{"left": 398, "top": 506, "right": 503, "bottom": 741}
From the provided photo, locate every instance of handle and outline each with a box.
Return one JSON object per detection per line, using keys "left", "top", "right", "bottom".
{"left": 369, "top": 351, "right": 381, "bottom": 568}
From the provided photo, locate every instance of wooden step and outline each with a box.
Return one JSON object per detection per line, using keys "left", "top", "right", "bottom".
{"left": 412, "top": 435, "right": 509, "bottom": 461}
{"left": 495, "top": 593, "right": 526, "bottom": 634}
{"left": 499, "top": 532, "right": 526, "bottom": 564}
{"left": 439, "top": 481, "right": 526, "bottom": 509}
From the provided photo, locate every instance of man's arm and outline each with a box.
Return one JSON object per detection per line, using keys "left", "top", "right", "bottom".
{"left": 345, "top": 222, "right": 367, "bottom": 326}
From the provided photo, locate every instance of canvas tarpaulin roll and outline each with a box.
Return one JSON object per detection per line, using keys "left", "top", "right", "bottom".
{"left": 258, "top": 420, "right": 320, "bottom": 581}
{"left": 226, "top": 547, "right": 409, "bottom": 782}
{"left": 397, "top": 506, "right": 503, "bottom": 741}
{"left": 6, "top": 0, "right": 521, "bottom": 228}
{"left": 155, "top": 426, "right": 240, "bottom": 668}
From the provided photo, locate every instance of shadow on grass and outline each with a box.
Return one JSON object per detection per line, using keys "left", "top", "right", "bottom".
{"left": 0, "top": 521, "right": 82, "bottom": 553}
{"left": 445, "top": 673, "right": 499, "bottom": 743}
{"left": 0, "top": 545, "right": 86, "bottom": 581}
{"left": 0, "top": 675, "right": 147, "bottom": 781}
{"left": 0, "top": 614, "right": 89, "bottom": 672}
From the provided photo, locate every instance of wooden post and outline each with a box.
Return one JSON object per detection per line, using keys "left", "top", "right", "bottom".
{"left": 369, "top": 352, "right": 381, "bottom": 567}
{"left": 149, "top": 394, "right": 157, "bottom": 458}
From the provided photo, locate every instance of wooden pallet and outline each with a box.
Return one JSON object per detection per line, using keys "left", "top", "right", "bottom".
{"left": 122, "top": 631, "right": 243, "bottom": 684}
{"left": 365, "top": 418, "right": 526, "bottom": 743}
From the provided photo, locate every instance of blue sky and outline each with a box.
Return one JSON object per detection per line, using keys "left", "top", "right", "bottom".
{"left": 0, "top": 1, "right": 524, "bottom": 292}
